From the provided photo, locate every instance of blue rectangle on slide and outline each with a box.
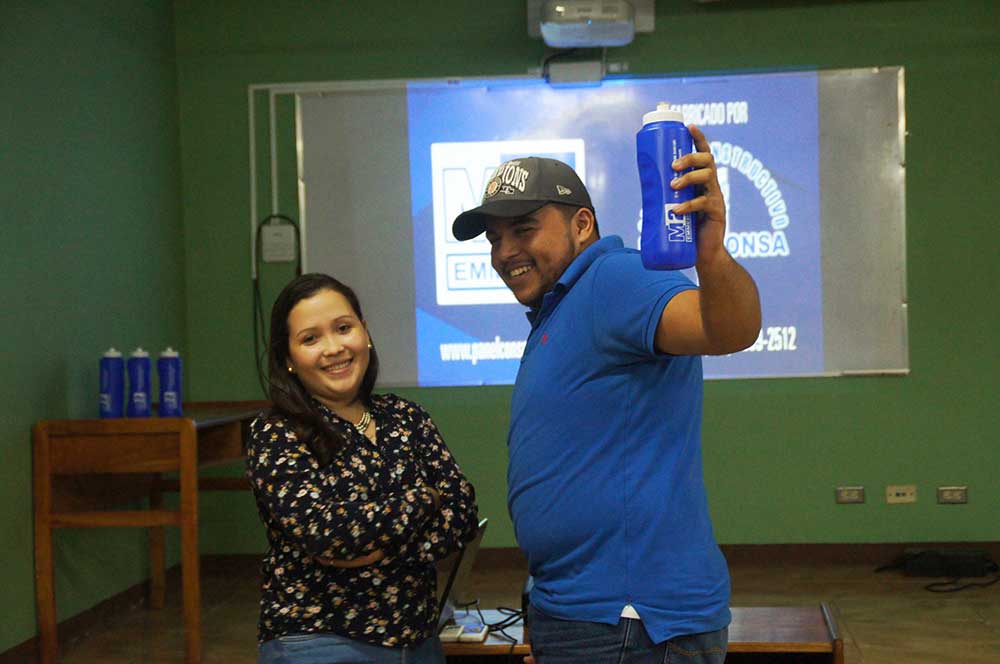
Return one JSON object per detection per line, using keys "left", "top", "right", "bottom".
{"left": 408, "top": 71, "right": 821, "bottom": 386}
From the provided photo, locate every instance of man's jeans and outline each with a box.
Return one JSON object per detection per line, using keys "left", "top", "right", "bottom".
{"left": 528, "top": 605, "right": 728, "bottom": 664}
{"left": 258, "top": 632, "right": 444, "bottom": 664}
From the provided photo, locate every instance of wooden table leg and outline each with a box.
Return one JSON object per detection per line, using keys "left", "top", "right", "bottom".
{"left": 32, "top": 424, "right": 58, "bottom": 664}
{"left": 821, "top": 602, "right": 844, "bottom": 664}
{"left": 179, "top": 421, "right": 202, "bottom": 663}
{"left": 149, "top": 480, "right": 166, "bottom": 610}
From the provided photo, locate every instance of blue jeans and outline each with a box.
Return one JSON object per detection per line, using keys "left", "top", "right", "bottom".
{"left": 258, "top": 632, "right": 444, "bottom": 664}
{"left": 528, "top": 605, "right": 728, "bottom": 664}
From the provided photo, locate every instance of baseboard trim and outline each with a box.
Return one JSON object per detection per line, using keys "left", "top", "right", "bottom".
{"left": 721, "top": 541, "right": 1000, "bottom": 565}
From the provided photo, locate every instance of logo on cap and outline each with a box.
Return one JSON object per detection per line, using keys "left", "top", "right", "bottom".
{"left": 556, "top": 185, "right": 572, "bottom": 195}
{"left": 483, "top": 161, "right": 531, "bottom": 202}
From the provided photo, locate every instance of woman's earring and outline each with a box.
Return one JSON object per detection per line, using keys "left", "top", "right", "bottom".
{"left": 367, "top": 341, "right": 373, "bottom": 349}
{"left": 287, "top": 366, "right": 294, "bottom": 373}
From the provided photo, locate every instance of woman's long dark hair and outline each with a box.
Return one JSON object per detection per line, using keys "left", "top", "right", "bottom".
{"left": 267, "top": 273, "right": 380, "bottom": 465}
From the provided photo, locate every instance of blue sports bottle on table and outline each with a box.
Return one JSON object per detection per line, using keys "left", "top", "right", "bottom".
{"left": 636, "top": 102, "right": 697, "bottom": 270}
{"left": 99, "top": 348, "right": 124, "bottom": 418}
{"left": 157, "top": 347, "right": 183, "bottom": 417}
{"left": 126, "top": 348, "right": 151, "bottom": 418}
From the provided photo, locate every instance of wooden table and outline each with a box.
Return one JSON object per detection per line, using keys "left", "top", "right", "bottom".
{"left": 443, "top": 604, "right": 843, "bottom": 662}
{"left": 32, "top": 406, "right": 259, "bottom": 664}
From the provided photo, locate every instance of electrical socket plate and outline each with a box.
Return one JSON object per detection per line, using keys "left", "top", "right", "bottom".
{"left": 937, "top": 486, "right": 968, "bottom": 504}
{"left": 886, "top": 484, "right": 917, "bottom": 504}
{"left": 835, "top": 486, "right": 865, "bottom": 504}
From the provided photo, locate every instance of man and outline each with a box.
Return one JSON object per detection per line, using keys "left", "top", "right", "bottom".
{"left": 451, "top": 125, "right": 761, "bottom": 664}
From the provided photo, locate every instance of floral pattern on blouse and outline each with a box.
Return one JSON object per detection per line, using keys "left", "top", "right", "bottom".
{"left": 246, "top": 393, "right": 479, "bottom": 647}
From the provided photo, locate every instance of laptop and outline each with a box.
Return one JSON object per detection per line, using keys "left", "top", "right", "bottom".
{"left": 436, "top": 517, "right": 488, "bottom": 628}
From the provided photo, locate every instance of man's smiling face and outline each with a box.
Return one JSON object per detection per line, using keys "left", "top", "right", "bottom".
{"left": 486, "top": 204, "right": 584, "bottom": 309}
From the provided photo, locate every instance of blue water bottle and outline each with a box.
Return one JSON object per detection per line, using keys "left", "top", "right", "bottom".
{"left": 99, "top": 348, "right": 124, "bottom": 418}
{"left": 157, "top": 347, "right": 183, "bottom": 417}
{"left": 127, "top": 348, "right": 151, "bottom": 418}
{"left": 636, "top": 102, "right": 697, "bottom": 270}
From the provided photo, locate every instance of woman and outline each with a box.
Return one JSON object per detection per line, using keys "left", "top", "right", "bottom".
{"left": 247, "top": 273, "right": 479, "bottom": 663}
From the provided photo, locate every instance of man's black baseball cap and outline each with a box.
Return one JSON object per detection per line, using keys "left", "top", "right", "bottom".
{"left": 451, "top": 156, "right": 594, "bottom": 241}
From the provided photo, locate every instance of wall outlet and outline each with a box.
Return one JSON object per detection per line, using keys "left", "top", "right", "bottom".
{"left": 886, "top": 484, "right": 917, "bottom": 504}
{"left": 835, "top": 486, "right": 865, "bottom": 504}
{"left": 937, "top": 486, "right": 968, "bottom": 504}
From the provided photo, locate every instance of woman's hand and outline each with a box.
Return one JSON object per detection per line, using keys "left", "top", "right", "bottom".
{"left": 313, "top": 549, "right": 385, "bottom": 568}
{"left": 310, "top": 486, "right": 437, "bottom": 569}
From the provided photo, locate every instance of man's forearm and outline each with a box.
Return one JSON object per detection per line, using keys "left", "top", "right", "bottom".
{"left": 696, "top": 249, "right": 762, "bottom": 355}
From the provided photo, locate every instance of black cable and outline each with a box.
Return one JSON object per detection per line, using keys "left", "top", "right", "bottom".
{"left": 251, "top": 214, "right": 302, "bottom": 398}
{"left": 876, "top": 553, "right": 1000, "bottom": 593}
{"left": 456, "top": 599, "right": 524, "bottom": 655}
{"left": 925, "top": 561, "right": 999, "bottom": 592}
{"left": 542, "top": 47, "right": 577, "bottom": 66}
{"left": 252, "top": 277, "right": 269, "bottom": 398}
{"left": 492, "top": 606, "right": 525, "bottom": 629}
{"left": 924, "top": 575, "right": 999, "bottom": 593}
{"left": 492, "top": 606, "right": 525, "bottom": 653}
{"left": 874, "top": 558, "right": 905, "bottom": 573}
{"left": 541, "top": 47, "right": 578, "bottom": 78}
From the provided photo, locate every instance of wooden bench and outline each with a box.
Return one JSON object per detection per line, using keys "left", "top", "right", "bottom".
{"left": 444, "top": 604, "right": 843, "bottom": 662}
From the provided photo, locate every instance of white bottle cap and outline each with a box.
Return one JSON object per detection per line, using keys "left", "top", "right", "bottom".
{"left": 642, "top": 101, "right": 684, "bottom": 126}
{"left": 130, "top": 347, "right": 149, "bottom": 358}
{"left": 103, "top": 348, "right": 122, "bottom": 358}
{"left": 160, "top": 347, "right": 180, "bottom": 358}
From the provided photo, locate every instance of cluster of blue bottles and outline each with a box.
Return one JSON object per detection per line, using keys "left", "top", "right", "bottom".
{"left": 99, "top": 347, "right": 182, "bottom": 418}
{"left": 636, "top": 102, "right": 698, "bottom": 270}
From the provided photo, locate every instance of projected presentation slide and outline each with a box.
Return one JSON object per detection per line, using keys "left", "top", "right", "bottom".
{"left": 407, "top": 72, "right": 821, "bottom": 386}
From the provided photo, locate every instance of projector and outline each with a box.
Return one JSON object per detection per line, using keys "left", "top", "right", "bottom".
{"left": 540, "top": 0, "right": 636, "bottom": 48}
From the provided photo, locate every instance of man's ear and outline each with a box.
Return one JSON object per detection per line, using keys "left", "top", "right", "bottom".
{"left": 572, "top": 207, "right": 597, "bottom": 243}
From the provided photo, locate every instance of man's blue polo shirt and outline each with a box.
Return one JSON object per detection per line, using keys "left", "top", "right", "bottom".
{"left": 507, "top": 236, "right": 731, "bottom": 644}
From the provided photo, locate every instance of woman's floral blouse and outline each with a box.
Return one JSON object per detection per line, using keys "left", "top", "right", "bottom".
{"left": 246, "top": 393, "right": 479, "bottom": 647}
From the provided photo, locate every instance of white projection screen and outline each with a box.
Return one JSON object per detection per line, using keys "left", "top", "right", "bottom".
{"left": 263, "top": 66, "right": 906, "bottom": 387}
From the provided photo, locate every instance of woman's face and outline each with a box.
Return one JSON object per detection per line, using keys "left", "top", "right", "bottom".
{"left": 286, "top": 288, "right": 370, "bottom": 411}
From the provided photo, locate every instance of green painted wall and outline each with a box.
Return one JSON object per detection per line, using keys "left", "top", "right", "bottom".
{"left": 0, "top": 0, "right": 184, "bottom": 653}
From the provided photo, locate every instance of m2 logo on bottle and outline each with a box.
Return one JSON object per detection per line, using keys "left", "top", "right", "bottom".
{"left": 664, "top": 204, "right": 692, "bottom": 242}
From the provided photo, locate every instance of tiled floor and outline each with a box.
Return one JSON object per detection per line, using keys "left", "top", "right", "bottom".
{"left": 42, "top": 553, "right": 1000, "bottom": 663}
